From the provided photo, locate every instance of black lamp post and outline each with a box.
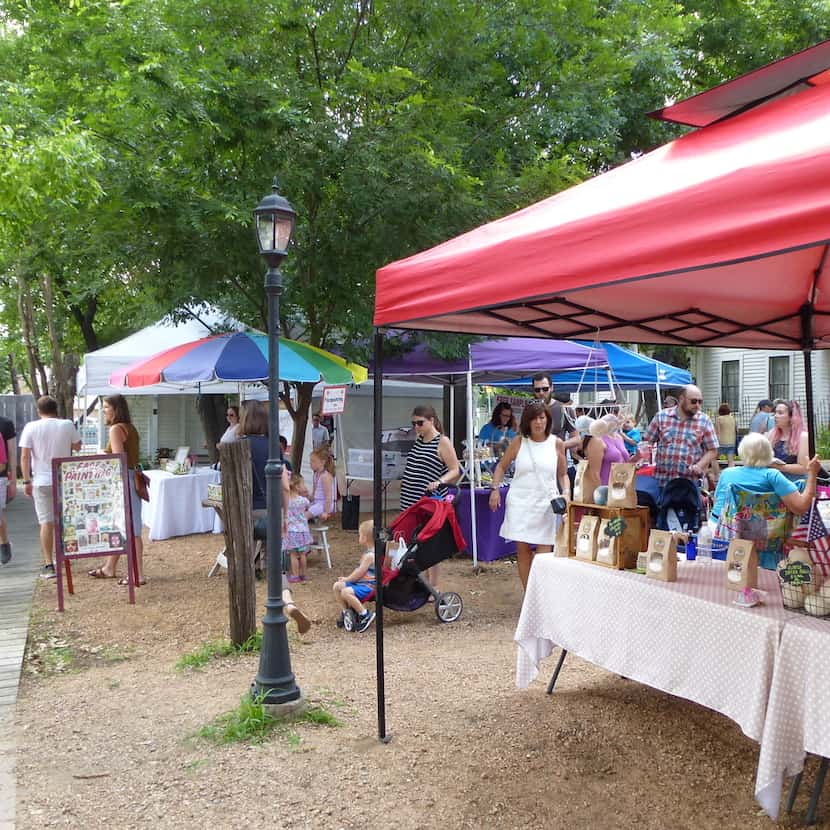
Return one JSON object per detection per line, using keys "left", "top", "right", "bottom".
{"left": 251, "top": 178, "right": 301, "bottom": 706}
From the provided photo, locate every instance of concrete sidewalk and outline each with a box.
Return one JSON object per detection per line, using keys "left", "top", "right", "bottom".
{"left": 0, "top": 497, "right": 43, "bottom": 830}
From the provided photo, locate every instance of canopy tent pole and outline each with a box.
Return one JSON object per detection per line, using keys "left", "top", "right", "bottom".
{"left": 801, "top": 302, "right": 817, "bottom": 457}
{"left": 372, "top": 329, "right": 389, "bottom": 742}
{"left": 466, "top": 350, "right": 479, "bottom": 568}
{"left": 449, "top": 377, "right": 455, "bottom": 445}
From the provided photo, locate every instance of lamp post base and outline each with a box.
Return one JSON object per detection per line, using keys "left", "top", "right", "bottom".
{"left": 261, "top": 692, "right": 307, "bottom": 720}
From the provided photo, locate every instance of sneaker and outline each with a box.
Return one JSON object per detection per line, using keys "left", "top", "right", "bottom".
{"left": 356, "top": 610, "right": 376, "bottom": 633}
{"left": 299, "top": 575, "right": 308, "bottom": 583}
{"left": 287, "top": 575, "right": 301, "bottom": 584}
{"left": 0, "top": 543, "right": 11, "bottom": 565}
{"left": 40, "top": 564, "right": 56, "bottom": 580}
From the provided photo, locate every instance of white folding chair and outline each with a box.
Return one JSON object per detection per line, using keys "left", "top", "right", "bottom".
{"left": 309, "top": 525, "right": 332, "bottom": 569}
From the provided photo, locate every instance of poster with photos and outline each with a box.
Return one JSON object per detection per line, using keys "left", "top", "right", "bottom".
{"left": 56, "top": 456, "right": 128, "bottom": 556}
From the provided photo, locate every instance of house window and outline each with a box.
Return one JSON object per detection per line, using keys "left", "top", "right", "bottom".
{"left": 769, "top": 356, "right": 790, "bottom": 401}
{"left": 721, "top": 360, "right": 740, "bottom": 412}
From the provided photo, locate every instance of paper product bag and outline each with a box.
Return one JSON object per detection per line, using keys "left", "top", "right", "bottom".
{"left": 607, "top": 463, "right": 637, "bottom": 508}
{"left": 595, "top": 518, "right": 619, "bottom": 567}
{"left": 725, "top": 539, "right": 757, "bottom": 591}
{"left": 575, "top": 515, "right": 600, "bottom": 561}
{"left": 573, "top": 460, "right": 590, "bottom": 503}
{"left": 554, "top": 512, "right": 570, "bottom": 556}
{"left": 646, "top": 530, "right": 677, "bottom": 581}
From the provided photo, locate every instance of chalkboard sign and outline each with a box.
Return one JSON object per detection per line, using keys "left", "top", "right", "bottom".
{"left": 52, "top": 453, "right": 138, "bottom": 610}
{"left": 778, "top": 560, "right": 814, "bottom": 587}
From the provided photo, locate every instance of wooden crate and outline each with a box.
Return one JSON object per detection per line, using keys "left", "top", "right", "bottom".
{"left": 566, "top": 502, "right": 650, "bottom": 569}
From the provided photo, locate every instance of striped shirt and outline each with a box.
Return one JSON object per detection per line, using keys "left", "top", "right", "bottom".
{"left": 400, "top": 434, "right": 448, "bottom": 510}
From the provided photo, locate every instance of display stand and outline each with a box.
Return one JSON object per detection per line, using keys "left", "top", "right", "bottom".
{"left": 566, "top": 501, "right": 649, "bottom": 569}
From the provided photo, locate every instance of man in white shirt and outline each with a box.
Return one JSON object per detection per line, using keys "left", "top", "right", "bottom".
{"left": 19, "top": 396, "right": 81, "bottom": 579}
{"left": 311, "top": 413, "right": 330, "bottom": 450}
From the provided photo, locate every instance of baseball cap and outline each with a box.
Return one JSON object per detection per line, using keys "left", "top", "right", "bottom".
{"left": 758, "top": 399, "right": 773, "bottom": 409}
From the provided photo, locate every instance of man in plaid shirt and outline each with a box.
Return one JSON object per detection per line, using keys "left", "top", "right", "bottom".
{"left": 644, "top": 385, "right": 719, "bottom": 488}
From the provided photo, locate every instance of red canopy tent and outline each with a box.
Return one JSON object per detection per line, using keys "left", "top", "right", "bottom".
{"left": 375, "top": 40, "right": 830, "bottom": 359}
{"left": 368, "top": 40, "right": 830, "bottom": 740}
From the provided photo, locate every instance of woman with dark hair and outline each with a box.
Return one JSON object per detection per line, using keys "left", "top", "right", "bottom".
{"left": 88, "top": 394, "right": 146, "bottom": 584}
{"left": 399, "top": 405, "right": 461, "bottom": 511}
{"left": 478, "top": 402, "right": 517, "bottom": 454}
{"left": 217, "top": 405, "right": 240, "bottom": 447}
{"left": 489, "top": 401, "right": 569, "bottom": 588}
{"left": 399, "top": 405, "right": 461, "bottom": 590}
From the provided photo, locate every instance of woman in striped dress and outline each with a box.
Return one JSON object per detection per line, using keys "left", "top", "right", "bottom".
{"left": 400, "top": 405, "right": 461, "bottom": 588}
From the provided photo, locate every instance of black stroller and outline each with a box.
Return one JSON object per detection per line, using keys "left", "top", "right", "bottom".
{"left": 342, "top": 496, "right": 467, "bottom": 631}
{"left": 656, "top": 477, "right": 702, "bottom": 533}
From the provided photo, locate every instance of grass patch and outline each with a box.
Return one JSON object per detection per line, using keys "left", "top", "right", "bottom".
{"left": 196, "top": 694, "right": 341, "bottom": 746}
{"left": 175, "top": 630, "right": 262, "bottom": 672}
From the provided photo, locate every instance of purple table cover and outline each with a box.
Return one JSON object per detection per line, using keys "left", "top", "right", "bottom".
{"left": 453, "top": 486, "right": 516, "bottom": 563}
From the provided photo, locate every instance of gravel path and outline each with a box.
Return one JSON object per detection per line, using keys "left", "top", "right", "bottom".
{"left": 14, "top": 523, "right": 820, "bottom": 828}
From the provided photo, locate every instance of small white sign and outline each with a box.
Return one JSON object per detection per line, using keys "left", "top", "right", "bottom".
{"left": 321, "top": 385, "right": 347, "bottom": 415}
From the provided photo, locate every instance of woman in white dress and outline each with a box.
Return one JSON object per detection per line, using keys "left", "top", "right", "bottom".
{"left": 488, "top": 401, "right": 569, "bottom": 588}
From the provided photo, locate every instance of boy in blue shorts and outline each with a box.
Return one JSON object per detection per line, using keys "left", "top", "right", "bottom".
{"left": 333, "top": 519, "right": 377, "bottom": 632}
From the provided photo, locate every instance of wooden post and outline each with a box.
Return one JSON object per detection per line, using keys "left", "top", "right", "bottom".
{"left": 218, "top": 440, "right": 257, "bottom": 645}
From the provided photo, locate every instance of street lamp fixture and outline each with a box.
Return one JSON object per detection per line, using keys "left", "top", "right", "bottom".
{"left": 251, "top": 178, "right": 301, "bottom": 707}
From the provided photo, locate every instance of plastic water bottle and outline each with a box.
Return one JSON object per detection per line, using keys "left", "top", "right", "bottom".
{"left": 697, "top": 523, "right": 713, "bottom": 566}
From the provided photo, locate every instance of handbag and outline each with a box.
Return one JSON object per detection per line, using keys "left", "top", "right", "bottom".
{"left": 134, "top": 467, "right": 150, "bottom": 502}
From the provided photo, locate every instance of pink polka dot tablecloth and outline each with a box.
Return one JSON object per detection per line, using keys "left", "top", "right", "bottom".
{"left": 755, "top": 616, "right": 830, "bottom": 819}
{"left": 515, "top": 555, "right": 786, "bottom": 745}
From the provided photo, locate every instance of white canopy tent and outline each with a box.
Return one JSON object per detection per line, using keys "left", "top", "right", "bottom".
{"left": 77, "top": 306, "right": 247, "bottom": 398}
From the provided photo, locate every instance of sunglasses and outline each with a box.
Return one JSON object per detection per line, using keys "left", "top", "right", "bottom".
{"left": 412, "top": 419, "right": 426, "bottom": 427}
{"left": 500, "top": 411, "right": 512, "bottom": 417}
{"left": 686, "top": 398, "right": 703, "bottom": 404}
{"left": 533, "top": 386, "right": 550, "bottom": 393}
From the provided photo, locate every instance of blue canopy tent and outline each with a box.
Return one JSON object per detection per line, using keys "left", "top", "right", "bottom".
{"left": 502, "top": 342, "right": 691, "bottom": 396}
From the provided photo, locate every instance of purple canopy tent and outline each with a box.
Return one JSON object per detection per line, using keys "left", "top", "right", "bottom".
{"left": 371, "top": 337, "right": 606, "bottom": 567}
{"left": 373, "top": 336, "right": 605, "bottom": 383}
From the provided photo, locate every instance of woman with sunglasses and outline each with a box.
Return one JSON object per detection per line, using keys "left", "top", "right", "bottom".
{"left": 217, "top": 405, "right": 240, "bottom": 448}
{"left": 400, "top": 406, "right": 461, "bottom": 589}
{"left": 400, "top": 406, "right": 461, "bottom": 510}
{"left": 488, "top": 401, "right": 569, "bottom": 588}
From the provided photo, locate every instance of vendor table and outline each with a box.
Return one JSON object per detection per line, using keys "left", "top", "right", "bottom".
{"left": 516, "top": 555, "right": 787, "bottom": 745}
{"left": 756, "top": 615, "right": 830, "bottom": 820}
{"left": 142, "top": 467, "right": 222, "bottom": 541}
{"left": 453, "top": 486, "right": 515, "bottom": 563}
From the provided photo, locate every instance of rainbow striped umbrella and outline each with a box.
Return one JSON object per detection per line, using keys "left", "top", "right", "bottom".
{"left": 109, "top": 332, "right": 367, "bottom": 388}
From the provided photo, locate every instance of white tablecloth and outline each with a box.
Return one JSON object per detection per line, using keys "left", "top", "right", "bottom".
{"left": 142, "top": 467, "right": 222, "bottom": 541}
{"left": 515, "top": 555, "right": 786, "bottom": 743}
{"left": 755, "top": 616, "right": 830, "bottom": 819}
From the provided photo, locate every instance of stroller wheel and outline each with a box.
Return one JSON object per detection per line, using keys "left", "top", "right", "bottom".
{"left": 435, "top": 592, "right": 463, "bottom": 623}
{"left": 342, "top": 609, "right": 358, "bottom": 632}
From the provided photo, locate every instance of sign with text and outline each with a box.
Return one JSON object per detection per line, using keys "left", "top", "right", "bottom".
{"left": 320, "top": 385, "right": 347, "bottom": 416}
{"left": 52, "top": 453, "right": 137, "bottom": 610}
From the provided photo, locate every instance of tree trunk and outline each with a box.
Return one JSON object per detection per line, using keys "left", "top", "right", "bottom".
{"left": 197, "top": 395, "right": 229, "bottom": 463}
{"left": 286, "top": 381, "right": 315, "bottom": 471}
{"left": 17, "top": 276, "right": 45, "bottom": 399}
{"left": 42, "top": 273, "right": 77, "bottom": 418}
{"left": 70, "top": 298, "right": 100, "bottom": 352}
{"left": 218, "top": 439, "right": 257, "bottom": 645}
{"left": 7, "top": 354, "right": 20, "bottom": 395}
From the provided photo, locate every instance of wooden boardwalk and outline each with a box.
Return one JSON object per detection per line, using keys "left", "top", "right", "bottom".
{"left": 0, "top": 497, "right": 42, "bottom": 829}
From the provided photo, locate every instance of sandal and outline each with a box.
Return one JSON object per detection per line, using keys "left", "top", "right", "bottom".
{"left": 286, "top": 604, "right": 311, "bottom": 635}
{"left": 118, "top": 577, "right": 147, "bottom": 587}
{"left": 88, "top": 567, "right": 116, "bottom": 579}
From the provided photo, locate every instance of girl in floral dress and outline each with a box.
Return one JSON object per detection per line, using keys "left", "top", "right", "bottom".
{"left": 285, "top": 474, "right": 314, "bottom": 583}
